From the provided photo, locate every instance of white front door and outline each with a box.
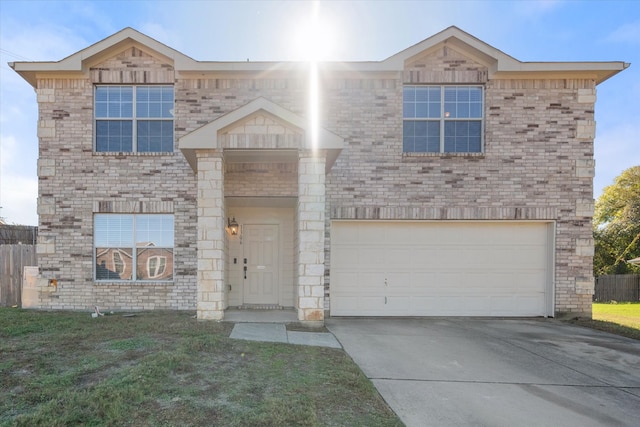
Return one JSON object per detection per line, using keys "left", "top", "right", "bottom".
{"left": 243, "top": 224, "right": 279, "bottom": 305}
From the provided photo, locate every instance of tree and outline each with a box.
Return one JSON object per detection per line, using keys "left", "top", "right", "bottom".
{"left": 593, "top": 165, "right": 640, "bottom": 275}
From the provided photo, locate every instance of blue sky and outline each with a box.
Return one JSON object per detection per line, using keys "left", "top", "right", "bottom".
{"left": 1, "top": 0, "right": 638, "bottom": 226}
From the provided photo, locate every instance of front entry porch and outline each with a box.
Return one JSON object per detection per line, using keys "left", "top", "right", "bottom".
{"left": 179, "top": 97, "right": 344, "bottom": 323}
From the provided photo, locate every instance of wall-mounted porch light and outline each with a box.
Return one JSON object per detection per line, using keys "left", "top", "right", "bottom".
{"left": 227, "top": 217, "right": 239, "bottom": 236}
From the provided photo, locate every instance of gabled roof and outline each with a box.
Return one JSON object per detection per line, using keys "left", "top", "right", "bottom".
{"left": 10, "top": 28, "right": 200, "bottom": 86}
{"left": 383, "top": 26, "right": 520, "bottom": 69}
{"left": 179, "top": 97, "right": 344, "bottom": 172}
{"left": 10, "top": 26, "right": 629, "bottom": 87}
{"left": 380, "top": 26, "right": 629, "bottom": 83}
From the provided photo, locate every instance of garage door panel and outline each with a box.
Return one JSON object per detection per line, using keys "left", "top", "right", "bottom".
{"left": 358, "top": 247, "right": 388, "bottom": 266}
{"left": 510, "top": 225, "right": 549, "bottom": 244}
{"left": 393, "top": 225, "right": 420, "bottom": 243}
{"left": 433, "top": 248, "right": 466, "bottom": 267}
{"left": 386, "top": 296, "right": 412, "bottom": 312}
{"left": 433, "top": 272, "right": 467, "bottom": 286}
{"left": 501, "top": 246, "right": 546, "bottom": 264}
{"left": 332, "top": 272, "right": 385, "bottom": 294}
{"left": 385, "top": 273, "right": 417, "bottom": 295}
{"left": 358, "top": 273, "right": 386, "bottom": 292}
{"left": 330, "top": 272, "right": 359, "bottom": 292}
{"left": 491, "top": 295, "right": 544, "bottom": 316}
{"left": 331, "top": 225, "right": 360, "bottom": 244}
{"left": 386, "top": 248, "right": 414, "bottom": 267}
{"left": 410, "top": 248, "right": 439, "bottom": 265}
{"left": 487, "top": 272, "right": 524, "bottom": 289}
{"left": 356, "top": 224, "right": 388, "bottom": 244}
{"left": 516, "top": 296, "right": 545, "bottom": 314}
{"left": 330, "top": 221, "right": 552, "bottom": 317}
{"left": 331, "top": 246, "right": 360, "bottom": 268}
{"left": 514, "top": 271, "right": 548, "bottom": 292}
{"left": 459, "top": 250, "right": 503, "bottom": 268}
{"left": 407, "top": 297, "right": 441, "bottom": 313}
{"left": 467, "top": 223, "right": 542, "bottom": 243}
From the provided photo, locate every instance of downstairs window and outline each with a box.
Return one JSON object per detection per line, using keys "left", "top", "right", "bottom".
{"left": 94, "top": 214, "right": 174, "bottom": 281}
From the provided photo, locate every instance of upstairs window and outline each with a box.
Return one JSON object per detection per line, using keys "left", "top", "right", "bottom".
{"left": 403, "top": 85, "right": 483, "bottom": 153}
{"left": 95, "top": 85, "right": 174, "bottom": 153}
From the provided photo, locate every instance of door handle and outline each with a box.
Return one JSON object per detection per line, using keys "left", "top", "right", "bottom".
{"left": 244, "top": 266, "right": 247, "bottom": 279}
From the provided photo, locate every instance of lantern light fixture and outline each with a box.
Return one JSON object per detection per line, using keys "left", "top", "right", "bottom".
{"left": 227, "top": 217, "right": 239, "bottom": 236}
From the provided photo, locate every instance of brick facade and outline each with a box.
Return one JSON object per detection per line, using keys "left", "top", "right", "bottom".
{"left": 324, "top": 71, "right": 597, "bottom": 315}
{"left": 15, "top": 27, "right": 626, "bottom": 319}
{"left": 35, "top": 49, "right": 198, "bottom": 311}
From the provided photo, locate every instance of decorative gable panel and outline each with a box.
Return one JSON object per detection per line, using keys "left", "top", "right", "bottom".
{"left": 404, "top": 45, "right": 488, "bottom": 84}
{"left": 217, "top": 112, "right": 304, "bottom": 149}
{"left": 90, "top": 46, "right": 175, "bottom": 84}
{"left": 222, "top": 112, "right": 302, "bottom": 136}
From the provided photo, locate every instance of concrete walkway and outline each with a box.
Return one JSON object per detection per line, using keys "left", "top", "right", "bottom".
{"left": 327, "top": 318, "right": 640, "bottom": 427}
{"left": 224, "top": 308, "right": 298, "bottom": 323}
{"left": 229, "top": 323, "right": 341, "bottom": 348}
{"left": 225, "top": 309, "right": 341, "bottom": 348}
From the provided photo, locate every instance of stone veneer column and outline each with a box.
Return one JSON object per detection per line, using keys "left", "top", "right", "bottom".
{"left": 196, "top": 151, "right": 226, "bottom": 320}
{"left": 297, "top": 151, "right": 326, "bottom": 322}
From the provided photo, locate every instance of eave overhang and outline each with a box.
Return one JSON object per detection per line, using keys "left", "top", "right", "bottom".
{"left": 9, "top": 26, "right": 629, "bottom": 88}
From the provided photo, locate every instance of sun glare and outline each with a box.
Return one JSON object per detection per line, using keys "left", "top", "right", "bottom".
{"left": 288, "top": 2, "right": 342, "bottom": 151}
{"left": 290, "top": 2, "right": 339, "bottom": 151}
{"left": 291, "top": 2, "right": 337, "bottom": 62}
{"left": 309, "top": 60, "right": 319, "bottom": 150}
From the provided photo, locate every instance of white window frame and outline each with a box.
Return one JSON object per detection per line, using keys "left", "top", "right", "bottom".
{"left": 94, "top": 214, "right": 174, "bottom": 282}
{"left": 94, "top": 85, "right": 174, "bottom": 153}
{"left": 403, "top": 85, "right": 484, "bottom": 154}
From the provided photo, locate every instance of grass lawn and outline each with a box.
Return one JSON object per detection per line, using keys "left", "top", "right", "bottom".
{"left": 0, "top": 309, "right": 402, "bottom": 427}
{"left": 593, "top": 302, "right": 640, "bottom": 330}
{"left": 570, "top": 302, "right": 640, "bottom": 341}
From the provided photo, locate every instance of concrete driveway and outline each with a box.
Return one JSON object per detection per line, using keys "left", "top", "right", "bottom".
{"left": 326, "top": 318, "right": 640, "bottom": 427}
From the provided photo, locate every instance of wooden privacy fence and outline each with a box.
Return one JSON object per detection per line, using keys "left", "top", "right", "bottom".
{"left": 0, "top": 245, "right": 37, "bottom": 306}
{"left": 0, "top": 224, "right": 37, "bottom": 244}
{"left": 594, "top": 275, "right": 640, "bottom": 302}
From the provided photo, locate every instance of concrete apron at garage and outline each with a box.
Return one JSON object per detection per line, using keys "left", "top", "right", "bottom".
{"left": 326, "top": 318, "right": 640, "bottom": 427}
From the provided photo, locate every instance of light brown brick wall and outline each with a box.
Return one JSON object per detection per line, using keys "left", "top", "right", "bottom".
{"left": 34, "top": 44, "right": 595, "bottom": 316}
{"left": 35, "top": 48, "right": 197, "bottom": 311}
{"left": 225, "top": 163, "right": 297, "bottom": 197}
{"left": 323, "top": 49, "right": 596, "bottom": 316}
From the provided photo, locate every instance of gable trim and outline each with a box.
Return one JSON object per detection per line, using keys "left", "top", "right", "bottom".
{"left": 10, "top": 28, "right": 196, "bottom": 86}
{"left": 383, "top": 26, "right": 628, "bottom": 83}
{"left": 11, "top": 26, "right": 628, "bottom": 88}
{"left": 179, "top": 97, "right": 344, "bottom": 171}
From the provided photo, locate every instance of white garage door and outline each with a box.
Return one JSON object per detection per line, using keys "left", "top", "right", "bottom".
{"left": 330, "top": 221, "right": 553, "bottom": 317}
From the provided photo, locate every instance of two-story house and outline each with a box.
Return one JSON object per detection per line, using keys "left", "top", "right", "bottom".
{"left": 11, "top": 26, "right": 627, "bottom": 322}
